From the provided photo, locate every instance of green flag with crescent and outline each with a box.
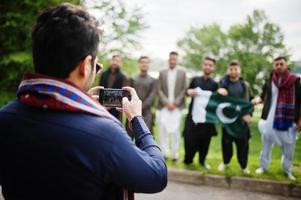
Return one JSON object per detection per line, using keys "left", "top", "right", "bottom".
{"left": 192, "top": 87, "right": 254, "bottom": 138}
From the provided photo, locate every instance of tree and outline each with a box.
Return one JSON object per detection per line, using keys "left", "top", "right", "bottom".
{"left": 227, "top": 10, "right": 287, "bottom": 93}
{"left": 178, "top": 24, "right": 228, "bottom": 75}
{"left": 0, "top": 0, "right": 80, "bottom": 93}
{"left": 88, "top": 0, "right": 147, "bottom": 76}
{"left": 88, "top": 0, "right": 147, "bottom": 57}
{"left": 0, "top": 0, "right": 147, "bottom": 106}
{"left": 178, "top": 10, "right": 289, "bottom": 94}
{"left": 84, "top": 0, "right": 148, "bottom": 86}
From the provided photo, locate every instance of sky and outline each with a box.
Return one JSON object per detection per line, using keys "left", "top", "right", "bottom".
{"left": 123, "top": 0, "right": 301, "bottom": 61}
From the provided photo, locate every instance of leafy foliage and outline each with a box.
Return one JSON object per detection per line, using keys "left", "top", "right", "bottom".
{"left": 87, "top": 0, "right": 147, "bottom": 83}
{"left": 178, "top": 10, "right": 289, "bottom": 94}
{"left": 0, "top": 0, "right": 146, "bottom": 106}
{"left": 0, "top": 0, "right": 80, "bottom": 94}
{"left": 90, "top": 0, "right": 147, "bottom": 58}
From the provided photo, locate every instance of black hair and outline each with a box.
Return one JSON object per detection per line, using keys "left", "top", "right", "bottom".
{"left": 112, "top": 54, "right": 121, "bottom": 60}
{"left": 169, "top": 51, "right": 178, "bottom": 56}
{"left": 228, "top": 60, "right": 240, "bottom": 67}
{"left": 204, "top": 56, "right": 216, "bottom": 65}
{"left": 32, "top": 3, "right": 101, "bottom": 78}
{"left": 138, "top": 56, "right": 149, "bottom": 62}
{"left": 273, "top": 56, "right": 287, "bottom": 62}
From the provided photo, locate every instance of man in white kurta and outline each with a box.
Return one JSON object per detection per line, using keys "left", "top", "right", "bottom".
{"left": 257, "top": 82, "right": 297, "bottom": 176}
{"left": 157, "top": 52, "right": 187, "bottom": 162}
{"left": 252, "top": 56, "right": 301, "bottom": 181}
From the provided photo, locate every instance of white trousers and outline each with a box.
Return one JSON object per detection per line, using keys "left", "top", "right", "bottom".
{"left": 157, "top": 108, "right": 182, "bottom": 159}
{"left": 258, "top": 120, "right": 298, "bottom": 174}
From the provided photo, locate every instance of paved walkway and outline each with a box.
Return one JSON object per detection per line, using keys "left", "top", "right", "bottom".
{"left": 1, "top": 182, "right": 298, "bottom": 200}
{"left": 136, "top": 181, "right": 299, "bottom": 200}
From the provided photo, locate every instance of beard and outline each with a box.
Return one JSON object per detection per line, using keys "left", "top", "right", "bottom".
{"left": 203, "top": 70, "right": 211, "bottom": 76}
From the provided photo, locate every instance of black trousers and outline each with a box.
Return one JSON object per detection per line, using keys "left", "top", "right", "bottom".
{"left": 221, "top": 128, "right": 249, "bottom": 169}
{"left": 184, "top": 117, "right": 216, "bottom": 165}
{"left": 184, "top": 131, "right": 212, "bottom": 165}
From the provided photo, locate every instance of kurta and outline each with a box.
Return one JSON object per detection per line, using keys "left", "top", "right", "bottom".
{"left": 130, "top": 74, "right": 157, "bottom": 131}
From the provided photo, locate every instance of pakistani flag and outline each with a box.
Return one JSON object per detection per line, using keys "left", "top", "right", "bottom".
{"left": 192, "top": 87, "right": 254, "bottom": 138}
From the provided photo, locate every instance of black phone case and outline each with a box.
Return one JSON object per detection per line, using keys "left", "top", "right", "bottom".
{"left": 99, "top": 89, "right": 131, "bottom": 107}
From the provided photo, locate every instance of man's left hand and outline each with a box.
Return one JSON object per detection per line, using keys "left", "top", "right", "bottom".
{"left": 87, "top": 86, "right": 104, "bottom": 101}
{"left": 167, "top": 102, "right": 176, "bottom": 111}
{"left": 242, "top": 115, "right": 252, "bottom": 124}
{"left": 187, "top": 89, "right": 197, "bottom": 97}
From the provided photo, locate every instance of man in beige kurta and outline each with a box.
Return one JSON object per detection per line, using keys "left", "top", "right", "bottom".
{"left": 157, "top": 51, "right": 187, "bottom": 162}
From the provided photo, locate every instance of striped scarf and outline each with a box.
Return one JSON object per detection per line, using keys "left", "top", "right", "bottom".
{"left": 17, "top": 73, "right": 134, "bottom": 200}
{"left": 18, "top": 73, "right": 120, "bottom": 123}
{"left": 272, "top": 70, "right": 298, "bottom": 131}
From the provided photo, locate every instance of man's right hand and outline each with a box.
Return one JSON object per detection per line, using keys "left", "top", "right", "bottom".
{"left": 187, "top": 89, "right": 197, "bottom": 97}
{"left": 251, "top": 96, "right": 262, "bottom": 105}
{"left": 166, "top": 102, "right": 176, "bottom": 111}
{"left": 217, "top": 88, "right": 228, "bottom": 96}
{"left": 121, "top": 86, "right": 142, "bottom": 121}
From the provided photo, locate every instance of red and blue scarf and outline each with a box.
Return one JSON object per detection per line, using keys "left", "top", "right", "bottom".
{"left": 272, "top": 70, "right": 298, "bottom": 131}
{"left": 17, "top": 73, "right": 120, "bottom": 123}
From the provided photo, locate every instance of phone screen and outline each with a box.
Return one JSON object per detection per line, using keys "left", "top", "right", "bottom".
{"left": 99, "top": 88, "right": 130, "bottom": 107}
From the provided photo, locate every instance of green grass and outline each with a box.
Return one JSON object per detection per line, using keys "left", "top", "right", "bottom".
{"left": 152, "top": 108, "right": 301, "bottom": 183}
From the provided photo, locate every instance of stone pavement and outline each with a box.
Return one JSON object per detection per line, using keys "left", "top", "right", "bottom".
{"left": 1, "top": 168, "right": 300, "bottom": 199}
{"left": 2, "top": 182, "right": 298, "bottom": 200}
{"left": 168, "top": 168, "right": 301, "bottom": 198}
{"left": 136, "top": 181, "right": 299, "bottom": 200}
{"left": 0, "top": 181, "right": 297, "bottom": 200}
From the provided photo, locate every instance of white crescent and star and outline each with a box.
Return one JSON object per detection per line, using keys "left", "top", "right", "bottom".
{"left": 216, "top": 103, "right": 240, "bottom": 124}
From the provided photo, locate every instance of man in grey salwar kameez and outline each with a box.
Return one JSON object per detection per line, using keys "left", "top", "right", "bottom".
{"left": 130, "top": 56, "right": 157, "bottom": 132}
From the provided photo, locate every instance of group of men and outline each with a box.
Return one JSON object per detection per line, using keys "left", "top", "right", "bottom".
{"left": 0, "top": 3, "right": 300, "bottom": 200}
{"left": 101, "top": 52, "right": 301, "bottom": 181}
{"left": 99, "top": 52, "right": 187, "bottom": 162}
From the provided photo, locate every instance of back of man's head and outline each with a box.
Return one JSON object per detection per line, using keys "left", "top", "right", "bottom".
{"left": 32, "top": 3, "right": 101, "bottom": 79}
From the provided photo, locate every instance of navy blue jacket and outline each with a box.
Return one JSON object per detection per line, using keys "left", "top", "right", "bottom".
{"left": 0, "top": 100, "right": 167, "bottom": 200}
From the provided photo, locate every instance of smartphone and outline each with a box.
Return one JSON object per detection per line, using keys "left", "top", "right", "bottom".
{"left": 99, "top": 88, "right": 131, "bottom": 107}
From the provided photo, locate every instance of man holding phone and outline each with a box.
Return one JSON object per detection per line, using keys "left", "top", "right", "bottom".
{"left": 0, "top": 3, "right": 167, "bottom": 200}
